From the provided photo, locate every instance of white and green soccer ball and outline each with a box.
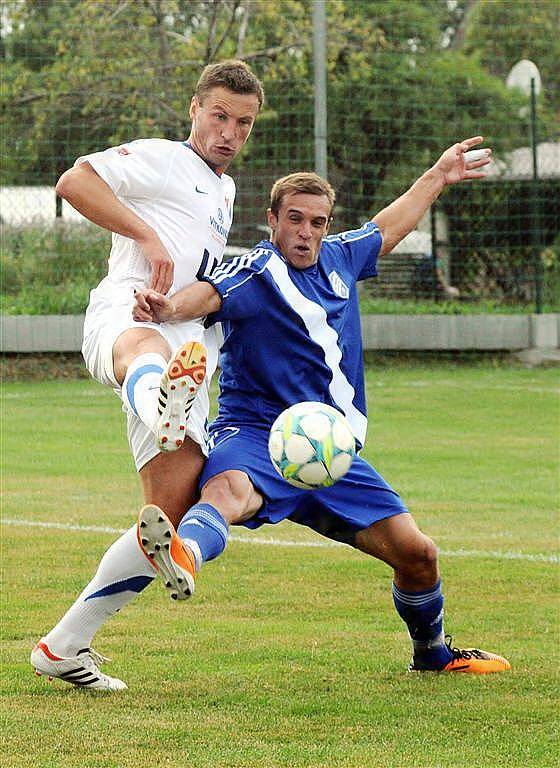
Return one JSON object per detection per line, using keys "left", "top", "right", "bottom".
{"left": 268, "top": 401, "right": 356, "bottom": 489}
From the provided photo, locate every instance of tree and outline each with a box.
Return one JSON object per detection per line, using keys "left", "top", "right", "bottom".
{"left": 0, "top": 0, "right": 551, "bottom": 241}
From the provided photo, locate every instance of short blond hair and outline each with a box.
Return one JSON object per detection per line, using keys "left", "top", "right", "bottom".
{"left": 269, "top": 172, "right": 335, "bottom": 217}
{"left": 195, "top": 59, "right": 264, "bottom": 108}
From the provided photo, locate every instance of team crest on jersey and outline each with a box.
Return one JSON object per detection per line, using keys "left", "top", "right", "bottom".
{"left": 328, "top": 270, "right": 349, "bottom": 299}
{"left": 224, "top": 195, "right": 232, "bottom": 218}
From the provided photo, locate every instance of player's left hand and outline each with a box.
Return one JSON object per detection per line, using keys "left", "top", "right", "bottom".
{"left": 433, "top": 136, "right": 492, "bottom": 186}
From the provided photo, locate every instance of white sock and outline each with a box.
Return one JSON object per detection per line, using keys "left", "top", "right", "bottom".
{"left": 43, "top": 526, "right": 157, "bottom": 657}
{"left": 121, "top": 353, "right": 167, "bottom": 432}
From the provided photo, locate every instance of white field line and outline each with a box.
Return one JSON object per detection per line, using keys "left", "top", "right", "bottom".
{"left": 2, "top": 517, "right": 558, "bottom": 564}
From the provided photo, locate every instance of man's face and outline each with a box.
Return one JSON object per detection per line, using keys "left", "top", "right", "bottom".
{"left": 189, "top": 86, "right": 260, "bottom": 172}
{"left": 267, "top": 193, "right": 332, "bottom": 269}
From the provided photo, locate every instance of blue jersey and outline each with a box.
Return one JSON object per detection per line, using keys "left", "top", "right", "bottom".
{"left": 203, "top": 221, "right": 382, "bottom": 448}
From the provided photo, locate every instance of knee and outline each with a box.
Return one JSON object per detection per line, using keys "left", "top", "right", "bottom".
{"left": 113, "top": 329, "right": 170, "bottom": 383}
{"left": 395, "top": 534, "right": 439, "bottom": 586}
{"left": 201, "top": 471, "right": 258, "bottom": 525}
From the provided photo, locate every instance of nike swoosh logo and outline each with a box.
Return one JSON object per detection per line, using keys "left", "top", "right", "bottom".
{"left": 195, "top": 186, "right": 209, "bottom": 195}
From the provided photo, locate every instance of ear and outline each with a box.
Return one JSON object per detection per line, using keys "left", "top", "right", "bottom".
{"left": 189, "top": 96, "right": 199, "bottom": 121}
{"left": 266, "top": 208, "right": 277, "bottom": 231}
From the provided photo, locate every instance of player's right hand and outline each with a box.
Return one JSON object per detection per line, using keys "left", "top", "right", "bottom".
{"left": 138, "top": 236, "right": 175, "bottom": 294}
{"left": 133, "top": 289, "right": 175, "bottom": 324}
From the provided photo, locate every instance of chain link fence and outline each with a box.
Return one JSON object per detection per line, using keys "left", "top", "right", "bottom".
{"left": 1, "top": 0, "right": 559, "bottom": 315}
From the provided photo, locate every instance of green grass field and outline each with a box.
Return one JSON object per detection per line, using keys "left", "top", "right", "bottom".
{"left": 1, "top": 363, "right": 559, "bottom": 768}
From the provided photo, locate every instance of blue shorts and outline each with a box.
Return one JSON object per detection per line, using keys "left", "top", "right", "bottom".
{"left": 200, "top": 425, "right": 407, "bottom": 546}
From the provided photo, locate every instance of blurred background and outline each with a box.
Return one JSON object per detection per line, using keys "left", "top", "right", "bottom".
{"left": 1, "top": 0, "right": 559, "bottom": 316}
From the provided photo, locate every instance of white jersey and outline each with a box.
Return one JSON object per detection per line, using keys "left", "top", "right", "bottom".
{"left": 78, "top": 139, "right": 236, "bottom": 469}
{"left": 77, "top": 138, "right": 236, "bottom": 293}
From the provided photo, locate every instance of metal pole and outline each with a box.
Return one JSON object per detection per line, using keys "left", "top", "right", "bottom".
{"left": 530, "top": 77, "right": 542, "bottom": 313}
{"left": 430, "top": 203, "right": 439, "bottom": 301}
{"left": 313, "top": 0, "right": 328, "bottom": 179}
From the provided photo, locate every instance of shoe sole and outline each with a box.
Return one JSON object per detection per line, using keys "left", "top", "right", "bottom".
{"left": 137, "top": 505, "right": 195, "bottom": 601}
{"left": 157, "top": 341, "right": 207, "bottom": 452}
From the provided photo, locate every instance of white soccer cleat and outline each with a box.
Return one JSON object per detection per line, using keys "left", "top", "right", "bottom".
{"left": 30, "top": 640, "right": 127, "bottom": 691}
{"left": 156, "top": 341, "right": 207, "bottom": 452}
{"left": 137, "top": 504, "right": 196, "bottom": 601}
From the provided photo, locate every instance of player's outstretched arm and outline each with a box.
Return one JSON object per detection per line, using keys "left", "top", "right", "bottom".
{"left": 56, "top": 162, "right": 174, "bottom": 294}
{"left": 373, "top": 136, "right": 491, "bottom": 257}
{"left": 133, "top": 282, "right": 222, "bottom": 324}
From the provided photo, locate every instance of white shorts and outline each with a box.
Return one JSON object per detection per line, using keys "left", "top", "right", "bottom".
{"left": 82, "top": 278, "right": 219, "bottom": 472}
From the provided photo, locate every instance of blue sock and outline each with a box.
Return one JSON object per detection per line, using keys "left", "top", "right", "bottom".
{"left": 177, "top": 503, "right": 228, "bottom": 570}
{"left": 392, "top": 579, "right": 453, "bottom": 669}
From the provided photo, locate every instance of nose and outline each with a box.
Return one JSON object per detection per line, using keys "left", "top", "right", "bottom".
{"left": 298, "top": 222, "right": 312, "bottom": 239}
{"left": 220, "top": 120, "right": 235, "bottom": 142}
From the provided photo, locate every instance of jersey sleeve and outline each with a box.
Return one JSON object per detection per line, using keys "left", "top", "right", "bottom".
{"left": 202, "top": 246, "right": 272, "bottom": 323}
{"left": 74, "top": 139, "right": 174, "bottom": 200}
{"left": 324, "top": 221, "right": 382, "bottom": 281}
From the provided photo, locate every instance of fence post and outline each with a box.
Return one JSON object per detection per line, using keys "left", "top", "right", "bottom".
{"left": 530, "top": 77, "right": 542, "bottom": 314}
{"left": 313, "top": 0, "right": 328, "bottom": 179}
{"left": 430, "top": 202, "right": 439, "bottom": 301}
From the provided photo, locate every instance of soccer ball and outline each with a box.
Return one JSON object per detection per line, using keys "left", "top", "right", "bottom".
{"left": 268, "top": 401, "right": 356, "bottom": 489}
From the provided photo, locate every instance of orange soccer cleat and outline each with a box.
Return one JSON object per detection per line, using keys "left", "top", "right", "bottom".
{"left": 137, "top": 504, "right": 197, "bottom": 601}
{"left": 410, "top": 635, "right": 511, "bottom": 674}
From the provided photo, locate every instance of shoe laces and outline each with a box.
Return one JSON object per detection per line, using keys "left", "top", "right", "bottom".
{"left": 445, "top": 634, "right": 484, "bottom": 661}
{"left": 79, "top": 648, "right": 111, "bottom": 669}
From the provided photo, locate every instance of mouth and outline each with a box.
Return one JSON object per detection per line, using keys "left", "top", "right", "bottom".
{"left": 215, "top": 145, "right": 235, "bottom": 156}
{"left": 294, "top": 245, "right": 311, "bottom": 255}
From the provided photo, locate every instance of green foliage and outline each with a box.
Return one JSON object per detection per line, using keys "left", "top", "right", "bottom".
{"left": 358, "top": 296, "right": 556, "bottom": 315}
{"left": 1, "top": 219, "right": 558, "bottom": 315}
{"left": 464, "top": 0, "right": 560, "bottom": 133}
{"left": 1, "top": 0, "right": 557, "bottom": 308}
{"left": 441, "top": 179, "right": 560, "bottom": 305}
{"left": 1, "top": 223, "right": 108, "bottom": 314}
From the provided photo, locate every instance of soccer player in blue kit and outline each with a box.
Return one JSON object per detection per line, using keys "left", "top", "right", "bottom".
{"left": 133, "top": 136, "right": 511, "bottom": 674}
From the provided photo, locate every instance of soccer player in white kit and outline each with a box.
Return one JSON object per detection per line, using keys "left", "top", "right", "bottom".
{"left": 30, "top": 61, "right": 263, "bottom": 690}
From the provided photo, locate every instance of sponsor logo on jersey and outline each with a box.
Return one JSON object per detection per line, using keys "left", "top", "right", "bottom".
{"left": 209, "top": 214, "right": 230, "bottom": 243}
{"left": 195, "top": 185, "right": 209, "bottom": 195}
{"left": 328, "top": 270, "right": 349, "bottom": 299}
{"left": 210, "top": 202, "right": 231, "bottom": 244}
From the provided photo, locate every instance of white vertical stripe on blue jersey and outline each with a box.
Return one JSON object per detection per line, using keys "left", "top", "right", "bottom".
{"left": 265, "top": 254, "right": 368, "bottom": 445}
